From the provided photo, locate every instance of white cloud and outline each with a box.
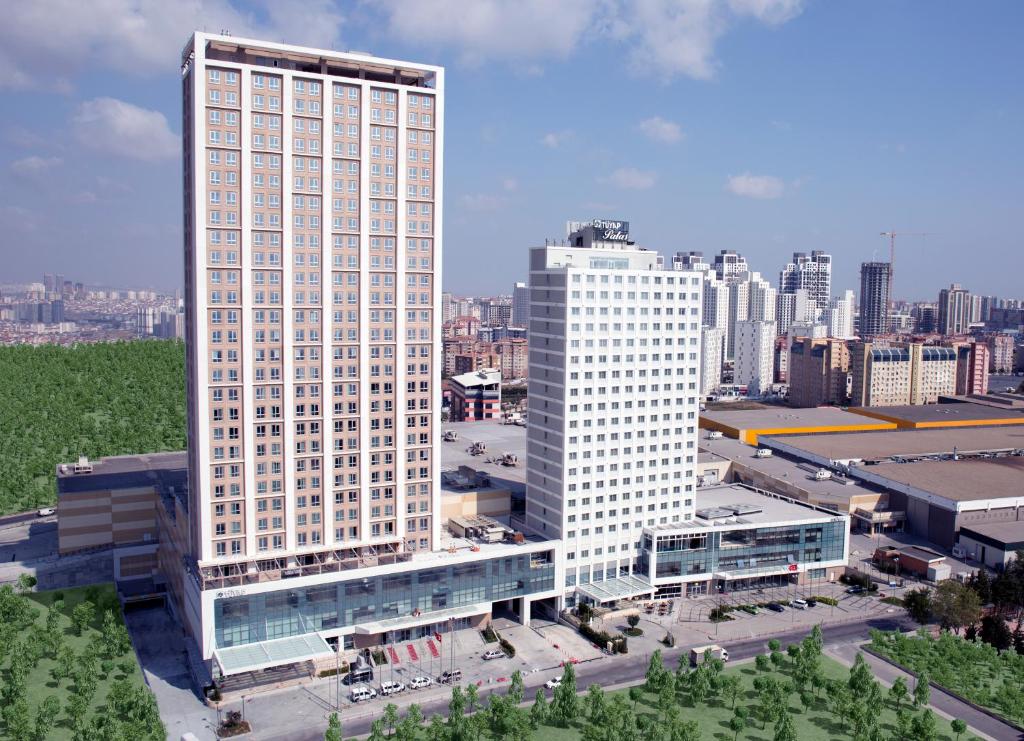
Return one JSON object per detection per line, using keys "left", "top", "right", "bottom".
{"left": 377, "top": 0, "right": 804, "bottom": 80}
{"left": 378, "top": 0, "right": 598, "bottom": 65}
{"left": 638, "top": 116, "right": 683, "bottom": 143}
{"left": 726, "top": 172, "right": 785, "bottom": 199}
{"left": 0, "top": 0, "right": 345, "bottom": 90}
{"left": 10, "top": 155, "right": 62, "bottom": 175}
{"left": 502, "top": 178, "right": 519, "bottom": 192}
{"left": 727, "top": 0, "right": 804, "bottom": 25}
{"left": 541, "top": 130, "right": 574, "bottom": 148}
{"left": 458, "top": 193, "right": 507, "bottom": 212}
{"left": 599, "top": 167, "right": 657, "bottom": 190}
{"left": 72, "top": 98, "right": 178, "bottom": 161}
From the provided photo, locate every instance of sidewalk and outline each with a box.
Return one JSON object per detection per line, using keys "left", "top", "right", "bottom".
{"left": 827, "top": 642, "right": 1019, "bottom": 741}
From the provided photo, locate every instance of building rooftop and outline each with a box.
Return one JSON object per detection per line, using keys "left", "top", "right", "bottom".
{"left": 864, "top": 457, "right": 1024, "bottom": 503}
{"left": 648, "top": 483, "right": 844, "bottom": 533}
{"left": 700, "top": 406, "right": 895, "bottom": 444}
{"left": 699, "top": 436, "right": 883, "bottom": 511}
{"left": 958, "top": 521, "right": 1024, "bottom": 550}
{"left": 848, "top": 400, "right": 1024, "bottom": 426}
{"left": 440, "top": 419, "right": 527, "bottom": 489}
{"left": 763, "top": 426, "right": 1024, "bottom": 463}
{"left": 450, "top": 368, "right": 501, "bottom": 388}
{"left": 56, "top": 451, "right": 187, "bottom": 495}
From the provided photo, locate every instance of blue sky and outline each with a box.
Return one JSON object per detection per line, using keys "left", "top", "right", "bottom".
{"left": 1, "top": 1, "right": 1021, "bottom": 301}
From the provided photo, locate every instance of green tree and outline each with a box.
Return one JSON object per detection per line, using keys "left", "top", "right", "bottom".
{"left": 384, "top": 703, "right": 399, "bottom": 737}
{"left": 628, "top": 685, "right": 644, "bottom": 711}
{"left": 466, "top": 682, "right": 480, "bottom": 715}
{"left": 15, "top": 573, "right": 37, "bottom": 595}
{"left": 774, "top": 710, "right": 797, "bottom": 741}
{"left": 671, "top": 718, "right": 700, "bottom": 741}
{"left": 627, "top": 614, "right": 640, "bottom": 629}
{"left": 586, "top": 684, "right": 607, "bottom": 725}
{"left": 3, "top": 697, "right": 32, "bottom": 741}
{"left": 911, "top": 709, "right": 938, "bottom": 741}
{"left": 768, "top": 639, "right": 781, "bottom": 652}
{"left": 979, "top": 614, "right": 1013, "bottom": 650}
{"left": 903, "top": 588, "right": 933, "bottom": 625}
{"left": 396, "top": 705, "right": 423, "bottom": 741}
{"left": 530, "top": 688, "right": 548, "bottom": 728}
{"left": 720, "top": 674, "right": 742, "bottom": 708}
{"left": 33, "top": 695, "right": 61, "bottom": 741}
{"left": 369, "top": 719, "right": 387, "bottom": 741}
{"left": 551, "top": 662, "right": 580, "bottom": 726}
{"left": 324, "top": 712, "right": 343, "bottom": 741}
{"left": 448, "top": 685, "right": 466, "bottom": 723}
{"left": 729, "top": 713, "right": 746, "bottom": 741}
{"left": 931, "top": 581, "right": 981, "bottom": 634}
{"left": 51, "top": 642, "right": 76, "bottom": 687}
{"left": 645, "top": 650, "right": 665, "bottom": 692}
{"left": 427, "top": 714, "right": 449, "bottom": 741}
{"left": 913, "top": 672, "right": 930, "bottom": 708}
{"left": 755, "top": 654, "right": 771, "bottom": 672}
{"left": 71, "top": 600, "right": 95, "bottom": 636}
{"left": 950, "top": 718, "right": 967, "bottom": 741}
{"left": 889, "top": 676, "right": 909, "bottom": 710}
{"left": 509, "top": 669, "right": 525, "bottom": 705}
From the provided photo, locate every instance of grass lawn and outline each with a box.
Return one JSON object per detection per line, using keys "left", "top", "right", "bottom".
{"left": 5, "top": 583, "right": 147, "bottom": 740}
{"left": 531, "top": 655, "right": 980, "bottom": 741}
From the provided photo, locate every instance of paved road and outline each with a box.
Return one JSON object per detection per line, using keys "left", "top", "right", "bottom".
{"left": 0, "top": 510, "right": 49, "bottom": 529}
{"left": 257, "top": 613, "right": 925, "bottom": 740}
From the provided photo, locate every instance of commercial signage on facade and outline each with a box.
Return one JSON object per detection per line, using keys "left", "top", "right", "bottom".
{"left": 591, "top": 219, "right": 630, "bottom": 242}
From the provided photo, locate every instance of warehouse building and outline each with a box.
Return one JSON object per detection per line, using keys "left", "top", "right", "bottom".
{"left": 699, "top": 406, "right": 895, "bottom": 446}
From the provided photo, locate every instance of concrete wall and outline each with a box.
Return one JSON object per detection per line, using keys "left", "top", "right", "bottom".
{"left": 441, "top": 488, "right": 513, "bottom": 520}
{"left": 58, "top": 485, "right": 158, "bottom": 554}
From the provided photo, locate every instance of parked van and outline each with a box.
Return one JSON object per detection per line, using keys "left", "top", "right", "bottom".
{"left": 344, "top": 667, "right": 374, "bottom": 685}
{"left": 350, "top": 686, "right": 377, "bottom": 703}
{"left": 755, "top": 448, "right": 773, "bottom": 458}
{"left": 439, "top": 669, "right": 463, "bottom": 684}
{"left": 707, "top": 431, "right": 724, "bottom": 440}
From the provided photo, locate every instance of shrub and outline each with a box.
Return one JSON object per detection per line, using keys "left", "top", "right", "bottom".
{"left": 813, "top": 596, "right": 839, "bottom": 606}
{"left": 482, "top": 626, "right": 499, "bottom": 643}
{"left": 371, "top": 649, "right": 389, "bottom": 665}
{"left": 500, "top": 638, "right": 516, "bottom": 658}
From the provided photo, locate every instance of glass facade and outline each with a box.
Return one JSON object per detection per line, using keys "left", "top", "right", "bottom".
{"left": 214, "top": 551, "right": 555, "bottom": 648}
{"left": 640, "top": 520, "right": 845, "bottom": 581}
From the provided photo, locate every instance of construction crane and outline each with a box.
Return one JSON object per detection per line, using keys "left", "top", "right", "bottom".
{"left": 879, "top": 231, "right": 930, "bottom": 296}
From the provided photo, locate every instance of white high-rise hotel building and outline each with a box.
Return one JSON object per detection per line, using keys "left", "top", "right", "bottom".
{"left": 184, "top": 32, "right": 444, "bottom": 568}
{"left": 526, "top": 221, "right": 702, "bottom": 598}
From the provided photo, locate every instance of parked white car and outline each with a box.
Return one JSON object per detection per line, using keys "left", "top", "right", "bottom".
{"left": 410, "top": 676, "right": 433, "bottom": 689}
{"left": 37, "top": 508, "right": 55, "bottom": 517}
{"left": 482, "top": 648, "right": 506, "bottom": 660}
{"left": 350, "top": 687, "right": 377, "bottom": 703}
{"left": 545, "top": 676, "right": 562, "bottom": 689}
{"left": 381, "top": 681, "right": 406, "bottom": 696}
{"left": 791, "top": 599, "right": 809, "bottom": 610}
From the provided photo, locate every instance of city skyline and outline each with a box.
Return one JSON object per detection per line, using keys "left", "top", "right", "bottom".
{"left": 1, "top": 2, "right": 1023, "bottom": 299}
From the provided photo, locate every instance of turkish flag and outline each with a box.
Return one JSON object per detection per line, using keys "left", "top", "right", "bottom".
{"left": 435, "top": 632, "right": 442, "bottom": 642}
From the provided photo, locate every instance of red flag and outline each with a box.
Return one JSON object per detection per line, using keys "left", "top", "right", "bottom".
{"left": 434, "top": 632, "right": 442, "bottom": 642}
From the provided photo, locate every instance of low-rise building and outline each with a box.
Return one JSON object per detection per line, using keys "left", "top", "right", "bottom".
{"left": 449, "top": 369, "right": 501, "bottom": 422}
{"left": 957, "top": 522, "right": 1024, "bottom": 569}
{"left": 850, "top": 342, "right": 957, "bottom": 407}
{"left": 788, "top": 337, "right": 850, "bottom": 407}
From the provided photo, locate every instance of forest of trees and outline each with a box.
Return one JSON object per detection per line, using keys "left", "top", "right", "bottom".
{"left": 0, "top": 340, "right": 186, "bottom": 515}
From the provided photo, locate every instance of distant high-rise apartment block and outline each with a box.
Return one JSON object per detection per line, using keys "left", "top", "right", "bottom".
{"left": 700, "top": 326, "right": 724, "bottom": 396}
{"left": 938, "top": 283, "right": 972, "bottom": 335}
{"left": 512, "top": 281, "right": 529, "bottom": 327}
{"left": 776, "top": 288, "right": 814, "bottom": 335}
{"left": 526, "top": 220, "right": 701, "bottom": 597}
{"left": 712, "top": 250, "right": 748, "bottom": 280}
{"left": 787, "top": 338, "right": 850, "bottom": 407}
{"left": 858, "top": 262, "right": 892, "bottom": 337}
{"left": 988, "top": 334, "right": 1015, "bottom": 374}
{"left": 441, "top": 291, "right": 456, "bottom": 322}
{"left": 734, "top": 319, "right": 776, "bottom": 395}
{"left": 779, "top": 250, "right": 832, "bottom": 310}
{"left": 827, "top": 290, "right": 855, "bottom": 340}
{"left": 850, "top": 342, "right": 956, "bottom": 407}
{"left": 954, "top": 341, "right": 990, "bottom": 395}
